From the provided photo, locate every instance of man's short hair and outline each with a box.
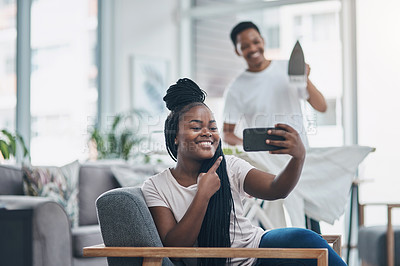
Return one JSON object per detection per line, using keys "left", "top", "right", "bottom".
{"left": 230, "top": 21, "right": 261, "bottom": 47}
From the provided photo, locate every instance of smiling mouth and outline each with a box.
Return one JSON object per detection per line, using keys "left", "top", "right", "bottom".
{"left": 248, "top": 52, "right": 262, "bottom": 60}
{"left": 196, "top": 141, "right": 213, "bottom": 148}
{"left": 250, "top": 52, "right": 260, "bottom": 58}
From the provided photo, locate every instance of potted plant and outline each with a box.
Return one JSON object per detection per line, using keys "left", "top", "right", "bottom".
{"left": 0, "top": 129, "right": 30, "bottom": 163}
{"left": 89, "top": 109, "right": 148, "bottom": 161}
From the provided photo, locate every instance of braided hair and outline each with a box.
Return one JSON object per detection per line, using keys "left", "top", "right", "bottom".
{"left": 163, "top": 78, "right": 234, "bottom": 265}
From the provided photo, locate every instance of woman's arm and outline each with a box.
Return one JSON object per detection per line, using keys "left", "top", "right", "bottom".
{"left": 149, "top": 157, "right": 223, "bottom": 247}
{"left": 243, "top": 124, "right": 305, "bottom": 200}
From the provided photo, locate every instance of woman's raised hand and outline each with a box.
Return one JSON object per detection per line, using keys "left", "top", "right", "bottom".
{"left": 197, "top": 156, "right": 222, "bottom": 200}
{"left": 266, "top": 124, "right": 305, "bottom": 160}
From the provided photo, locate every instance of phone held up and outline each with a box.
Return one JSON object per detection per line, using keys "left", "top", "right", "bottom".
{"left": 243, "top": 127, "right": 285, "bottom": 152}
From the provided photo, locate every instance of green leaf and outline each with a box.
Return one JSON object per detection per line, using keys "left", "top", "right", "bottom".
{"left": 8, "top": 137, "right": 16, "bottom": 156}
{"left": 1, "top": 130, "right": 30, "bottom": 161}
{"left": 111, "top": 115, "right": 122, "bottom": 131}
{"left": 122, "top": 142, "right": 133, "bottom": 161}
{"left": 90, "top": 128, "right": 107, "bottom": 159}
{"left": 86, "top": 109, "right": 148, "bottom": 161}
{"left": 1, "top": 130, "right": 16, "bottom": 156}
{"left": 0, "top": 140, "right": 10, "bottom": 159}
{"left": 1, "top": 129, "right": 14, "bottom": 141}
{"left": 15, "top": 133, "right": 29, "bottom": 158}
{"left": 107, "top": 134, "right": 117, "bottom": 154}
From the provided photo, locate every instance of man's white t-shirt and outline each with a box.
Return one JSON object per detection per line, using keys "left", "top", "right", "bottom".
{"left": 222, "top": 60, "right": 309, "bottom": 146}
{"left": 141, "top": 155, "right": 265, "bottom": 266}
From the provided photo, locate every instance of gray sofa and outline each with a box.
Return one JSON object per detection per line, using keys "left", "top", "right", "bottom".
{"left": 0, "top": 162, "right": 122, "bottom": 266}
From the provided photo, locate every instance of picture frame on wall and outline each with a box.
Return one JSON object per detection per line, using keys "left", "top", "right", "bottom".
{"left": 130, "top": 55, "right": 169, "bottom": 119}
{"left": 130, "top": 55, "right": 170, "bottom": 153}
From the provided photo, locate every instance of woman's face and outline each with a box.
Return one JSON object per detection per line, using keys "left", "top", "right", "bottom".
{"left": 175, "top": 104, "right": 220, "bottom": 161}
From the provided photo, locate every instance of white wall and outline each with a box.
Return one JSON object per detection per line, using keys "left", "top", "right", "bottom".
{"left": 111, "top": 0, "right": 179, "bottom": 114}
{"left": 357, "top": 0, "right": 400, "bottom": 224}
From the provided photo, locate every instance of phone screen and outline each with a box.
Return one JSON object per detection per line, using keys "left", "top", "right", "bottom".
{"left": 243, "top": 127, "right": 285, "bottom": 152}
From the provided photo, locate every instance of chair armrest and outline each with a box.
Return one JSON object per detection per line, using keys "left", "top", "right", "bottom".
{"left": 359, "top": 202, "right": 400, "bottom": 226}
{"left": 322, "top": 235, "right": 341, "bottom": 256}
{"left": 359, "top": 202, "right": 400, "bottom": 266}
{"left": 83, "top": 245, "right": 329, "bottom": 266}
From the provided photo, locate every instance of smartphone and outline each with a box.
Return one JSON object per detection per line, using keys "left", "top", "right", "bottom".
{"left": 243, "top": 127, "right": 285, "bottom": 152}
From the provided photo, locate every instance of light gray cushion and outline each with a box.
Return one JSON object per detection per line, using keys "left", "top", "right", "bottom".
{"left": 96, "top": 187, "right": 173, "bottom": 266}
{"left": 73, "top": 257, "right": 107, "bottom": 266}
{"left": 72, "top": 225, "right": 103, "bottom": 257}
{"left": 358, "top": 225, "right": 400, "bottom": 266}
{"left": 110, "top": 164, "right": 160, "bottom": 187}
{"left": 0, "top": 164, "right": 24, "bottom": 195}
{"left": 78, "top": 164, "right": 120, "bottom": 226}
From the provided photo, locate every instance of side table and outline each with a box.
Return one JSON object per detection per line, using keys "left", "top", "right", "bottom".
{"left": 0, "top": 208, "right": 33, "bottom": 266}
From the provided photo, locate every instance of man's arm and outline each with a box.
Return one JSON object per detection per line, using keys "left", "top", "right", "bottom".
{"left": 305, "top": 64, "right": 327, "bottom": 112}
{"left": 223, "top": 123, "right": 243, "bottom": 146}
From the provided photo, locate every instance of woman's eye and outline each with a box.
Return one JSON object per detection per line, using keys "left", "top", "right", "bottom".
{"left": 210, "top": 127, "right": 218, "bottom": 131}
{"left": 191, "top": 127, "right": 201, "bottom": 131}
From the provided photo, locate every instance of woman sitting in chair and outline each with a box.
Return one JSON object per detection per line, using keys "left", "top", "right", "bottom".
{"left": 141, "top": 78, "right": 346, "bottom": 266}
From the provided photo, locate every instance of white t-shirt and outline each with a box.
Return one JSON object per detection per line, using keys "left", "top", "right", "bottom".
{"left": 222, "top": 60, "right": 309, "bottom": 146}
{"left": 141, "top": 155, "right": 265, "bottom": 266}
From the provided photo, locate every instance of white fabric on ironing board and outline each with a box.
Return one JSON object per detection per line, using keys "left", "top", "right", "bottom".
{"left": 238, "top": 145, "right": 374, "bottom": 227}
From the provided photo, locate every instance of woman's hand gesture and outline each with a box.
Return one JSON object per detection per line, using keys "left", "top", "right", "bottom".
{"left": 197, "top": 156, "right": 222, "bottom": 200}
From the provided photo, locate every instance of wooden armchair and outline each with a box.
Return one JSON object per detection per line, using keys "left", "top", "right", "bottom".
{"left": 83, "top": 187, "right": 342, "bottom": 266}
{"left": 358, "top": 202, "right": 400, "bottom": 266}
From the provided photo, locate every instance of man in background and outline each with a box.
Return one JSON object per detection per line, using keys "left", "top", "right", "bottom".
{"left": 222, "top": 21, "right": 327, "bottom": 233}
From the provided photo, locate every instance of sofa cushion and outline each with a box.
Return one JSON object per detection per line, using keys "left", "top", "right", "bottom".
{"left": 358, "top": 225, "right": 400, "bottom": 266}
{"left": 78, "top": 163, "right": 120, "bottom": 226}
{"left": 22, "top": 160, "right": 80, "bottom": 228}
{"left": 72, "top": 225, "right": 103, "bottom": 258}
{"left": 0, "top": 164, "right": 24, "bottom": 195}
{"left": 110, "top": 164, "right": 162, "bottom": 187}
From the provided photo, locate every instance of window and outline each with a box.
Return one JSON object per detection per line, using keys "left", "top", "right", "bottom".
{"left": 30, "top": 0, "right": 98, "bottom": 165}
{"left": 0, "top": 0, "right": 16, "bottom": 131}
{"left": 312, "top": 13, "right": 337, "bottom": 42}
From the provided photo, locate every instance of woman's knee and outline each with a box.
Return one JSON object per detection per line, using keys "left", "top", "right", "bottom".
{"left": 260, "top": 228, "right": 327, "bottom": 248}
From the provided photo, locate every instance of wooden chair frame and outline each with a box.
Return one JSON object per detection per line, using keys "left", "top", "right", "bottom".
{"left": 359, "top": 203, "right": 400, "bottom": 266}
{"left": 83, "top": 235, "right": 341, "bottom": 266}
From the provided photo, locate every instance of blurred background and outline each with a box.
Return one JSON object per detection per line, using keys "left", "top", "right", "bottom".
{"left": 1, "top": 0, "right": 399, "bottom": 265}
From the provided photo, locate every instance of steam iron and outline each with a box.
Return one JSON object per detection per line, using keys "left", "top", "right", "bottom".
{"left": 288, "top": 40, "right": 306, "bottom": 87}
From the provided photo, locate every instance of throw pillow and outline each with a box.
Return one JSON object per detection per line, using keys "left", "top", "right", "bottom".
{"left": 22, "top": 160, "right": 80, "bottom": 228}
{"left": 111, "top": 164, "right": 164, "bottom": 187}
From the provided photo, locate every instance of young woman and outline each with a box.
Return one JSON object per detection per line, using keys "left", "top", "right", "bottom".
{"left": 141, "top": 78, "right": 346, "bottom": 266}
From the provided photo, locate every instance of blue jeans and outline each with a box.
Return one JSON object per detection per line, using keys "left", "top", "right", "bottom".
{"left": 255, "top": 228, "right": 347, "bottom": 266}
